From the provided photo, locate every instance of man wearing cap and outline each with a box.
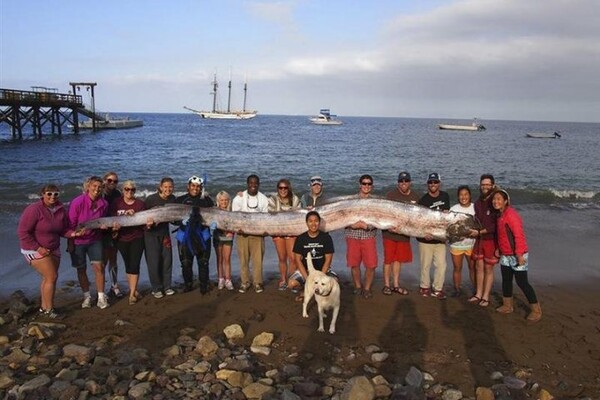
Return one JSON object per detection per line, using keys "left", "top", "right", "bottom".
{"left": 300, "top": 176, "right": 328, "bottom": 209}
{"left": 175, "top": 176, "right": 214, "bottom": 294}
{"left": 231, "top": 174, "right": 269, "bottom": 293}
{"left": 417, "top": 172, "right": 451, "bottom": 299}
{"left": 381, "top": 172, "right": 421, "bottom": 296}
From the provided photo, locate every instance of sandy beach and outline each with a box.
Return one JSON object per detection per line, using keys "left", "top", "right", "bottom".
{"left": 1, "top": 272, "right": 596, "bottom": 398}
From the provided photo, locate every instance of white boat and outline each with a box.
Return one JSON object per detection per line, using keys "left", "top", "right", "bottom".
{"left": 185, "top": 74, "right": 257, "bottom": 120}
{"left": 438, "top": 118, "right": 485, "bottom": 131}
{"left": 310, "top": 109, "right": 343, "bottom": 125}
{"left": 78, "top": 114, "right": 143, "bottom": 130}
{"left": 526, "top": 132, "right": 561, "bottom": 139}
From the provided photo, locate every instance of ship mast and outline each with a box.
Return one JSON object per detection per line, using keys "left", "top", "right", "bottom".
{"left": 210, "top": 74, "right": 218, "bottom": 113}
{"left": 227, "top": 69, "right": 232, "bottom": 113}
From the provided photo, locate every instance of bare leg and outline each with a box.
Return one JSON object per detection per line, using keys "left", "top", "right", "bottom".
{"left": 451, "top": 253, "right": 464, "bottom": 290}
{"left": 31, "top": 255, "right": 59, "bottom": 310}
{"left": 273, "top": 237, "right": 288, "bottom": 284}
{"left": 216, "top": 245, "right": 224, "bottom": 279}
{"left": 127, "top": 273, "right": 139, "bottom": 300}
{"left": 467, "top": 256, "right": 476, "bottom": 290}
{"left": 382, "top": 263, "right": 391, "bottom": 287}
{"left": 77, "top": 268, "right": 90, "bottom": 293}
{"left": 392, "top": 261, "right": 402, "bottom": 288}
{"left": 350, "top": 266, "right": 362, "bottom": 289}
{"left": 481, "top": 263, "right": 495, "bottom": 301}
{"left": 473, "top": 259, "right": 484, "bottom": 299}
{"left": 92, "top": 262, "right": 106, "bottom": 295}
{"left": 285, "top": 237, "right": 296, "bottom": 275}
{"left": 365, "top": 268, "right": 375, "bottom": 291}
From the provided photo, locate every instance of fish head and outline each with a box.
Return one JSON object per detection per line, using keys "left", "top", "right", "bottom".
{"left": 446, "top": 214, "right": 480, "bottom": 243}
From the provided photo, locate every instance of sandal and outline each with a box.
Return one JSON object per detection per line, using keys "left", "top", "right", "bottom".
{"left": 294, "top": 294, "right": 304, "bottom": 302}
{"left": 363, "top": 290, "right": 373, "bottom": 299}
{"left": 468, "top": 295, "right": 481, "bottom": 303}
{"left": 393, "top": 286, "right": 409, "bottom": 295}
{"left": 353, "top": 288, "right": 364, "bottom": 296}
{"left": 278, "top": 281, "right": 287, "bottom": 291}
{"left": 382, "top": 286, "right": 392, "bottom": 295}
{"left": 479, "top": 299, "right": 490, "bottom": 307}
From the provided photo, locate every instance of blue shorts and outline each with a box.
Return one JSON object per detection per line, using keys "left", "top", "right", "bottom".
{"left": 71, "top": 241, "right": 103, "bottom": 269}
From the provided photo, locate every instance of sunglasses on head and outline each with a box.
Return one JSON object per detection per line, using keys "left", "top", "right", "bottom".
{"left": 106, "top": 178, "right": 118, "bottom": 184}
{"left": 124, "top": 187, "right": 136, "bottom": 192}
{"left": 44, "top": 192, "right": 59, "bottom": 197}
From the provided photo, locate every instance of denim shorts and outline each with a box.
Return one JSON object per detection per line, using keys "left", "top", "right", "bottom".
{"left": 71, "top": 241, "right": 103, "bottom": 268}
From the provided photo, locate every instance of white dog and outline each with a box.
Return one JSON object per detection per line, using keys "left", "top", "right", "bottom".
{"left": 302, "top": 252, "right": 341, "bottom": 334}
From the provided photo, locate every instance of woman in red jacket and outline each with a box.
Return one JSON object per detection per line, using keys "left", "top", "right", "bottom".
{"left": 492, "top": 189, "right": 541, "bottom": 321}
{"left": 18, "top": 184, "right": 81, "bottom": 319}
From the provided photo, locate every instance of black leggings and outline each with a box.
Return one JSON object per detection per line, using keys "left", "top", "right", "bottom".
{"left": 500, "top": 264, "right": 538, "bottom": 303}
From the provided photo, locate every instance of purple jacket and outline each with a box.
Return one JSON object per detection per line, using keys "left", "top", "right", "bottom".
{"left": 18, "top": 200, "right": 72, "bottom": 251}
{"left": 68, "top": 193, "right": 109, "bottom": 245}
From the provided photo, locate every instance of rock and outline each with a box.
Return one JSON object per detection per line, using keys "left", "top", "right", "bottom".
{"left": 371, "top": 352, "right": 389, "bottom": 363}
{"left": 242, "top": 382, "right": 275, "bottom": 399}
{"left": 0, "top": 374, "right": 15, "bottom": 390}
{"left": 176, "top": 335, "right": 198, "bottom": 347}
{"left": 374, "top": 384, "right": 392, "bottom": 398}
{"left": 63, "top": 343, "right": 96, "bottom": 365}
{"left": 252, "top": 331, "right": 274, "bottom": 347}
{"left": 365, "top": 344, "right": 380, "bottom": 353}
{"left": 281, "top": 389, "right": 302, "bottom": 400}
{"left": 6, "top": 348, "right": 30, "bottom": 365}
{"left": 539, "top": 388, "right": 554, "bottom": 400}
{"left": 372, "top": 375, "right": 389, "bottom": 386}
{"left": 293, "top": 382, "right": 320, "bottom": 396}
{"left": 195, "top": 335, "right": 219, "bottom": 358}
{"left": 224, "top": 324, "right": 245, "bottom": 342}
{"left": 341, "top": 375, "right": 375, "bottom": 400}
{"left": 442, "top": 388, "right": 463, "bottom": 400}
{"left": 114, "top": 319, "right": 133, "bottom": 326}
{"left": 282, "top": 364, "right": 302, "bottom": 378}
{"left": 128, "top": 382, "right": 153, "bottom": 399}
{"left": 55, "top": 367, "right": 79, "bottom": 382}
{"left": 0, "top": 335, "right": 9, "bottom": 345}
{"left": 17, "top": 374, "right": 52, "bottom": 396}
{"left": 163, "top": 344, "right": 181, "bottom": 357}
{"left": 27, "top": 324, "right": 53, "bottom": 340}
{"left": 475, "top": 386, "right": 494, "bottom": 400}
{"left": 250, "top": 345, "right": 271, "bottom": 355}
{"left": 503, "top": 375, "right": 527, "bottom": 390}
{"left": 490, "top": 371, "right": 503, "bottom": 380}
{"left": 405, "top": 366, "right": 423, "bottom": 388}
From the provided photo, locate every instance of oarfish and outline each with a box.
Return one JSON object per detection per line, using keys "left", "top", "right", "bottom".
{"left": 80, "top": 199, "right": 478, "bottom": 242}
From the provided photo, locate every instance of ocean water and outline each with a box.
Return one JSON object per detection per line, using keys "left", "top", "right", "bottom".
{"left": 1, "top": 114, "right": 599, "bottom": 296}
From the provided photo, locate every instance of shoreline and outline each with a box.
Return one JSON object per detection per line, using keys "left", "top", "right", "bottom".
{"left": 2, "top": 277, "right": 599, "bottom": 398}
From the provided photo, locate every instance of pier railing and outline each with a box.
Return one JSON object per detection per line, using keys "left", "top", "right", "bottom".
{"left": 0, "top": 88, "right": 82, "bottom": 107}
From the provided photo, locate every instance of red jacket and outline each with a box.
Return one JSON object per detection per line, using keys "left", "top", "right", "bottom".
{"left": 496, "top": 206, "right": 528, "bottom": 256}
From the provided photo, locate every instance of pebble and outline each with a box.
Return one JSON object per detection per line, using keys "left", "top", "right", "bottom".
{"left": 0, "top": 290, "right": 569, "bottom": 400}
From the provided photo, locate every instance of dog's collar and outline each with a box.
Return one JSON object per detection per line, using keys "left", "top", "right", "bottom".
{"left": 316, "top": 292, "right": 331, "bottom": 297}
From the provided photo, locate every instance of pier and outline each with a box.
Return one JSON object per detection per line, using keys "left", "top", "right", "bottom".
{"left": 0, "top": 83, "right": 107, "bottom": 140}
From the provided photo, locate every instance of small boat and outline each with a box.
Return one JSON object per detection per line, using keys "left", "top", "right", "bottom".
{"left": 310, "top": 109, "right": 343, "bottom": 125}
{"left": 526, "top": 132, "right": 561, "bottom": 139}
{"left": 185, "top": 74, "right": 257, "bottom": 120}
{"left": 78, "top": 114, "right": 143, "bottom": 130}
{"left": 438, "top": 118, "right": 486, "bottom": 131}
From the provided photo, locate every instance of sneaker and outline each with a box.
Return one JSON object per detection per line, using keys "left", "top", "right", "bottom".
{"left": 110, "top": 286, "right": 124, "bottom": 298}
{"left": 218, "top": 278, "right": 225, "bottom": 290}
{"left": 164, "top": 288, "right": 176, "bottom": 296}
{"left": 81, "top": 296, "right": 92, "bottom": 309}
{"left": 278, "top": 281, "right": 287, "bottom": 291}
{"left": 39, "top": 308, "right": 64, "bottom": 320}
{"left": 430, "top": 290, "right": 447, "bottom": 300}
{"left": 255, "top": 284, "right": 264, "bottom": 293}
{"left": 419, "top": 287, "right": 431, "bottom": 297}
{"left": 239, "top": 282, "right": 251, "bottom": 293}
{"left": 97, "top": 294, "right": 110, "bottom": 309}
{"left": 225, "top": 279, "right": 234, "bottom": 291}
{"left": 152, "top": 291, "right": 164, "bottom": 299}
{"left": 128, "top": 296, "right": 137, "bottom": 305}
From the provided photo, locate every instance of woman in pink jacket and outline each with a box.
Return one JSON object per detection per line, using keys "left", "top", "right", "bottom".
{"left": 492, "top": 189, "right": 541, "bottom": 322}
{"left": 17, "top": 184, "right": 81, "bottom": 319}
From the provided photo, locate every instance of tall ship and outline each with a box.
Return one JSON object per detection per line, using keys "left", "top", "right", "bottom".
{"left": 185, "top": 74, "right": 257, "bottom": 120}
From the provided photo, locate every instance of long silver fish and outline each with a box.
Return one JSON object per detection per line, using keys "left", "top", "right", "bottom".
{"left": 80, "top": 199, "right": 478, "bottom": 242}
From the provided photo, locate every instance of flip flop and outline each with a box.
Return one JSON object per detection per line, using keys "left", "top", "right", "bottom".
{"left": 382, "top": 286, "right": 393, "bottom": 295}
{"left": 479, "top": 299, "right": 490, "bottom": 307}
{"left": 468, "top": 295, "right": 481, "bottom": 303}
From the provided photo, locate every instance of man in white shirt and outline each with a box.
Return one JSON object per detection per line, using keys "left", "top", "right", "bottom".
{"left": 231, "top": 174, "right": 269, "bottom": 293}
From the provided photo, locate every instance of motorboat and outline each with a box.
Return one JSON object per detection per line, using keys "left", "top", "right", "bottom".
{"left": 438, "top": 124, "right": 486, "bottom": 131}
{"left": 310, "top": 109, "right": 342, "bottom": 125}
{"left": 185, "top": 74, "right": 257, "bottom": 120}
{"left": 78, "top": 114, "right": 143, "bottom": 130}
{"left": 526, "top": 132, "right": 561, "bottom": 139}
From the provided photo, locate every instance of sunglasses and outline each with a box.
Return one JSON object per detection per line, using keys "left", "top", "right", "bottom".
{"left": 106, "top": 178, "right": 119, "bottom": 184}
{"left": 428, "top": 181, "right": 440, "bottom": 185}
{"left": 44, "top": 192, "right": 59, "bottom": 197}
{"left": 124, "top": 187, "right": 136, "bottom": 192}
{"left": 398, "top": 180, "right": 411, "bottom": 183}
{"left": 278, "top": 186, "right": 289, "bottom": 190}
{"left": 361, "top": 182, "right": 373, "bottom": 186}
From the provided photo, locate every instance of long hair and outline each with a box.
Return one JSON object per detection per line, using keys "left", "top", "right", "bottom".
{"left": 277, "top": 178, "right": 294, "bottom": 202}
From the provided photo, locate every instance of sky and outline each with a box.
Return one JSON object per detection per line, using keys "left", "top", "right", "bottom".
{"left": 1, "top": 0, "right": 599, "bottom": 122}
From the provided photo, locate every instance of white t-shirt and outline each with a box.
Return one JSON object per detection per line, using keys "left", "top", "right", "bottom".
{"left": 231, "top": 190, "right": 269, "bottom": 213}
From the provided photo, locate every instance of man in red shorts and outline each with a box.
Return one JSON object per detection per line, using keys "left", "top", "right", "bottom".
{"left": 468, "top": 174, "right": 499, "bottom": 307}
{"left": 345, "top": 174, "right": 378, "bottom": 299}
{"left": 381, "top": 171, "right": 420, "bottom": 296}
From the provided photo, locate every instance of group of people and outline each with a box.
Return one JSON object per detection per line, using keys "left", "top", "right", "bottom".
{"left": 17, "top": 171, "right": 541, "bottom": 322}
